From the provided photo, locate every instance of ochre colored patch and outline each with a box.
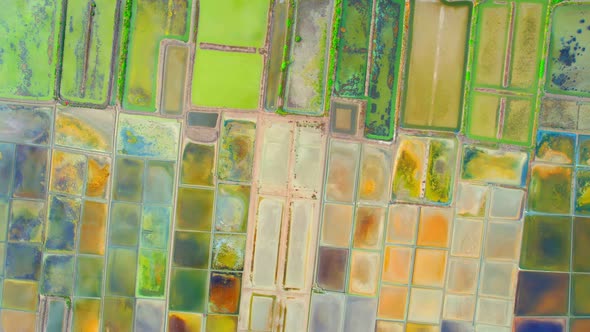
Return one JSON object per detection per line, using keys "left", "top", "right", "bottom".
{"left": 377, "top": 285, "right": 408, "bottom": 320}
{"left": 86, "top": 158, "right": 110, "bottom": 198}
{"left": 72, "top": 299, "right": 101, "bottom": 332}
{"left": 79, "top": 201, "right": 107, "bottom": 255}
{"left": 417, "top": 209, "right": 450, "bottom": 247}
{"left": 412, "top": 249, "right": 447, "bottom": 287}
{"left": 382, "top": 246, "right": 412, "bottom": 284}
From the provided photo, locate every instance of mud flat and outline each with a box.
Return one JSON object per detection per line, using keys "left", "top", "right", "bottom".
{"left": 402, "top": 0, "right": 471, "bottom": 131}
{"left": 546, "top": 3, "right": 590, "bottom": 97}
{"left": 123, "top": 0, "right": 191, "bottom": 112}
{"left": 60, "top": 0, "right": 119, "bottom": 106}
{"left": 472, "top": 1, "right": 510, "bottom": 88}
{"left": 466, "top": 0, "right": 546, "bottom": 146}
{"left": 0, "top": 0, "right": 63, "bottom": 100}
{"left": 160, "top": 44, "right": 188, "bottom": 116}
{"left": 284, "top": 0, "right": 333, "bottom": 115}
{"left": 510, "top": 1, "right": 546, "bottom": 89}
{"left": 264, "top": 0, "right": 290, "bottom": 111}
{"left": 334, "top": 0, "right": 372, "bottom": 98}
{"left": 364, "top": 0, "right": 404, "bottom": 140}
